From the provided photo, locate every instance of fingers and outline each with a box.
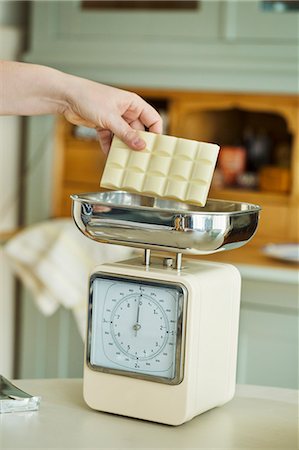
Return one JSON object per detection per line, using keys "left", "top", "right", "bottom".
{"left": 97, "top": 129, "right": 112, "bottom": 155}
{"left": 123, "top": 94, "right": 163, "bottom": 134}
{"left": 98, "top": 92, "right": 163, "bottom": 153}
{"left": 100, "top": 113, "right": 161, "bottom": 154}
{"left": 108, "top": 115, "right": 146, "bottom": 151}
{"left": 98, "top": 120, "right": 145, "bottom": 154}
{"left": 138, "top": 101, "right": 163, "bottom": 134}
{"left": 129, "top": 119, "right": 145, "bottom": 131}
{"left": 114, "top": 100, "right": 162, "bottom": 149}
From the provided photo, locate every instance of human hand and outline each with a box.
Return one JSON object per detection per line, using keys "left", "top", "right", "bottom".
{"left": 63, "top": 77, "right": 163, "bottom": 154}
{"left": 0, "top": 62, "right": 162, "bottom": 153}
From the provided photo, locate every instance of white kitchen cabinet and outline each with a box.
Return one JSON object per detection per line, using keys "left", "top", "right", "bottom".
{"left": 16, "top": 0, "right": 298, "bottom": 387}
{"left": 17, "top": 267, "right": 298, "bottom": 389}
{"left": 0, "top": 25, "right": 23, "bottom": 378}
{"left": 24, "top": 0, "right": 298, "bottom": 93}
{"left": 224, "top": 0, "right": 299, "bottom": 41}
{"left": 237, "top": 277, "right": 298, "bottom": 389}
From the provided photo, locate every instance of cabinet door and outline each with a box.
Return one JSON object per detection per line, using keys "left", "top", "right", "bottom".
{"left": 224, "top": 0, "right": 299, "bottom": 41}
{"left": 237, "top": 279, "right": 298, "bottom": 389}
{"left": 56, "top": 0, "right": 221, "bottom": 39}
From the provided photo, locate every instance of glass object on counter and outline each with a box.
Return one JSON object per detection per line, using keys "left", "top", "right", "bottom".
{"left": 0, "top": 375, "right": 41, "bottom": 413}
{"left": 237, "top": 172, "right": 259, "bottom": 190}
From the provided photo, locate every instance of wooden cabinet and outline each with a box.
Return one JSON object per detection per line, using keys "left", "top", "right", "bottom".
{"left": 52, "top": 119, "right": 107, "bottom": 217}
{"left": 19, "top": 0, "right": 299, "bottom": 386}
{"left": 166, "top": 91, "right": 299, "bottom": 244}
{"left": 53, "top": 89, "right": 299, "bottom": 254}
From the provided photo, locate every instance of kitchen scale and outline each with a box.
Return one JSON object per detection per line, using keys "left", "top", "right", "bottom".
{"left": 71, "top": 191, "right": 260, "bottom": 426}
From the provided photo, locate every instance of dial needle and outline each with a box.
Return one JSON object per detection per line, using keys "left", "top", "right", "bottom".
{"left": 133, "top": 295, "right": 142, "bottom": 337}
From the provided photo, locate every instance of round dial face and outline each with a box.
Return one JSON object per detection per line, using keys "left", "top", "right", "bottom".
{"left": 89, "top": 275, "right": 185, "bottom": 382}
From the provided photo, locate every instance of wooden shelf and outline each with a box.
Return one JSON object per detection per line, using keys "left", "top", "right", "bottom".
{"left": 209, "top": 188, "right": 289, "bottom": 205}
{"left": 191, "top": 241, "right": 299, "bottom": 271}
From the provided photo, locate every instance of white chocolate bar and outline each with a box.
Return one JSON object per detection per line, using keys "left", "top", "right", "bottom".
{"left": 100, "top": 131, "right": 219, "bottom": 206}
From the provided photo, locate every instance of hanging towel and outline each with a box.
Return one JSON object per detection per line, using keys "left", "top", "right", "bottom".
{"left": 4, "top": 218, "right": 134, "bottom": 339}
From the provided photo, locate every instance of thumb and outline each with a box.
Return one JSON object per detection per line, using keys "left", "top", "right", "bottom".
{"left": 109, "top": 116, "right": 146, "bottom": 150}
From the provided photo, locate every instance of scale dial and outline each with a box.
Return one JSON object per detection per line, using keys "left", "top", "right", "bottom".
{"left": 88, "top": 274, "right": 186, "bottom": 383}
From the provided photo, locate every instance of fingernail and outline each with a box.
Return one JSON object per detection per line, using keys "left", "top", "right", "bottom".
{"left": 132, "top": 137, "right": 145, "bottom": 149}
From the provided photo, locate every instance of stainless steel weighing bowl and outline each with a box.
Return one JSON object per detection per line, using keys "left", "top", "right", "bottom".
{"left": 71, "top": 191, "right": 261, "bottom": 255}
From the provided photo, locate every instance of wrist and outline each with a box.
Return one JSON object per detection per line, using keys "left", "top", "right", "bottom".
{"left": 61, "top": 71, "right": 85, "bottom": 106}
{"left": 61, "top": 74, "right": 109, "bottom": 127}
{"left": 42, "top": 67, "right": 70, "bottom": 115}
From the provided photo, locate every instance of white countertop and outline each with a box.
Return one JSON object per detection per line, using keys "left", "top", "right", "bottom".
{"left": 0, "top": 379, "right": 297, "bottom": 449}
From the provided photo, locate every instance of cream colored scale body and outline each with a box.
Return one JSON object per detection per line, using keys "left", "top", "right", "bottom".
{"left": 83, "top": 256, "right": 241, "bottom": 426}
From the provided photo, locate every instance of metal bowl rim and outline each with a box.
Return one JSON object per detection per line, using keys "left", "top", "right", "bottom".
{"left": 71, "top": 192, "right": 261, "bottom": 216}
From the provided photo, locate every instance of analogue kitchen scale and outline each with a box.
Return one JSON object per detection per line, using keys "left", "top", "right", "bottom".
{"left": 71, "top": 191, "right": 260, "bottom": 426}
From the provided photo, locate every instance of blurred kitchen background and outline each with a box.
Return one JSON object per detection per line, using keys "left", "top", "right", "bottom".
{"left": 0, "top": 0, "right": 298, "bottom": 389}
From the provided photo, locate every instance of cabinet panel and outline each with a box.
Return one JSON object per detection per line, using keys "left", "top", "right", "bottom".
{"left": 64, "top": 144, "right": 105, "bottom": 184}
{"left": 225, "top": 0, "right": 299, "bottom": 41}
{"left": 57, "top": 0, "right": 221, "bottom": 39}
{"left": 237, "top": 279, "right": 298, "bottom": 389}
{"left": 18, "top": 289, "right": 83, "bottom": 379}
{"left": 18, "top": 279, "right": 298, "bottom": 390}
{"left": 167, "top": 91, "right": 299, "bottom": 243}
{"left": 25, "top": 1, "right": 298, "bottom": 93}
{"left": 256, "top": 203, "right": 289, "bottom": 240}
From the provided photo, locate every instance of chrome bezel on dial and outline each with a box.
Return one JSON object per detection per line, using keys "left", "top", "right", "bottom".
{"left": 86, "top": 272, "right": 187, "bottom": 385}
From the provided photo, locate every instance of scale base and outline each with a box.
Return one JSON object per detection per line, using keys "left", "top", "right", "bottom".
{"left": 83, "top": 258, "right": 241, "bottom": 426}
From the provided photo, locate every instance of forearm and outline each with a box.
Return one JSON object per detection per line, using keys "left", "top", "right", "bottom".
{"left": 0, "top": 61, "right": 68, "bottom": 116}
{"left": 0, "top": 60, "right": 162, "bottom": 152}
